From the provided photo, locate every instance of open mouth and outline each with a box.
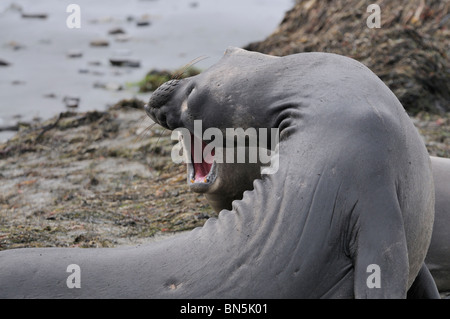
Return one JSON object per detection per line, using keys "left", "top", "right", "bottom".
{"left": 183, "top": 132, "right": 217, "bottom": 188}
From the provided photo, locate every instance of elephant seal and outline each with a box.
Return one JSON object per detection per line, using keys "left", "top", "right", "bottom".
{"left": 0, "top": 47, "right": 437, "bottom": 298}
{"left": 426, "top": 156, "right": 450, "bottom": 297}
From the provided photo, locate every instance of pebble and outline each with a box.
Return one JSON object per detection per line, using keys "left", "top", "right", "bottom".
{"left": 105, "top": 82, "right": 123, "bottom": 91}
{"left": 108, "top": 27, "right": 126, "bottom": 35}
{"left": 89, "top": 39, "right": 109, "bottom": 47}
{"left": 93, "top": 82, "right": 105, "bottom": 89}
{"left": 136, "top": 20, "right": 151, "bottom": 27}
{"left": 21, "top": 13, "right": 48, "bottom": 19}
{"left": 0, "top": 59, "right": 10, "bottom": 66}
{"left": 63, "top": 96, "right": 80, "bottom": 108}
{"left": 93, "top": 81, "right": 123, "bottom": 91}
{"left": 109, "top": 58, "right": 141, "bottom": 68}
{"left": 67, "top": 50, "right": 83, "bottom": 58}
{"left": 0, "top": 125, "right": 19, "bottom": 132}
{"left": 43, "top": 93, "right": 57, "bottom": 99}
{"left": 88, "top": 61, "right": 102, "bottom": 66}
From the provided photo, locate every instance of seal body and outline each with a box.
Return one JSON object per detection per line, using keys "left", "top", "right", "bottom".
{"left": 426, "top": 156, "right": 450, "bottom": 297}
{"left": 0, "top": 48, "right": 436, "bottom": 298}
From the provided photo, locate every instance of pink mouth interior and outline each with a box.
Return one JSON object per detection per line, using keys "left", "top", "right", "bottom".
{"left": 190, "top": 134, "right": 214, "bottom": 183}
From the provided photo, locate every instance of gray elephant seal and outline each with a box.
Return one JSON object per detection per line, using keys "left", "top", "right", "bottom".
{"left": 426, "top": 156, "right": 450, "bottom": 297}
{"left": 0, "top": 47, "right": 437, "bottom": 298}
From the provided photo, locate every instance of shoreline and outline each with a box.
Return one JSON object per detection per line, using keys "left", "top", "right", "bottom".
{"left": 0, "top": 0, "right": 293, "bottom": 135}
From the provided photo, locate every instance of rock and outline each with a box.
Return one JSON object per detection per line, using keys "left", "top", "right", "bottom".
{"left": 108, "top": 27, "right": 126, "bottom": 35}
{"left": 63, "top": 96, "right": 80, "bottom": 108}
{"left": 67, "top": 50, "right": 83, "bottom": 58}
{"left": 88, "top": 61, "right": 102, "bottom": 66}
{"left": 43, "top": 93, "right": 57, "bottom": 99}
{"left": 93, "top": 81, "right": 122, "bottom": 91}
{"left": 0, "top": 125, "right": 19, "bottom": 132}
{"left": 21, "top": 13, "right": 48, "bottom": 19}
{"left": 109, "top": 58, "right": 140, "bottom": 68}
{"left": 136, "top": 20, "right": 151, "bottom": 27}
{"left": 105, "top": 83, "right": 123, "bottom": 91}
{"left": 93, "top": 82, "right": 106, "bottom": 89}
{"left": 89, "top": 16, "right": 114, "bottom": 24}
{"left": 0, "top": 59, "right": 10, "bottom": 66}
{"left": 89, "top": 39, "right": 109, "bottom": 47}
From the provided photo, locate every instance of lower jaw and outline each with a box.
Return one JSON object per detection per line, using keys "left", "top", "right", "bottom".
{"left": 186, "top": 161, "right": 217, "bottom": 193}
{"left": 189, "top": 182, "right": 212, "bottom": 193}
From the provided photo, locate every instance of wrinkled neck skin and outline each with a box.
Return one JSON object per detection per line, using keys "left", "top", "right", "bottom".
{"left": 0, "top": 48, "right": 435, "bottom": 299}
{"left": 205, "top": 162, "right": 262, "bottom": 212}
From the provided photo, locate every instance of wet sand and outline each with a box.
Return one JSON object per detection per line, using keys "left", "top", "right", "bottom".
{"left": 0, "top": 0, "right": 294, "bottom": 141}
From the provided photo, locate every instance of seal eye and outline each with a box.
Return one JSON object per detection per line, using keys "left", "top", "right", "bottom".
{"left": 180, "top": 86, "right": 196, "bottom": 114}
{"left": 186, "top": 84, "right": 196, "bottom": 98}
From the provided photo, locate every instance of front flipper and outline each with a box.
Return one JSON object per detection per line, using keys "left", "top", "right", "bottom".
{"left": 352, "top": 189, "right": 410, "bottom": 298}
{"left": 407, "top": 264, "right": 440, "bottom": 299}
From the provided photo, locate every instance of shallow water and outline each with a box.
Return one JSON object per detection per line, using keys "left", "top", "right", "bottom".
{"left": 0, "top": 0, "right": 293, "bottom": 142}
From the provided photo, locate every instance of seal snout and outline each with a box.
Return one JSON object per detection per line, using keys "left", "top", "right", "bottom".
{"left": 145, "top": 79, "right": 183, "bottom": 129}
{"left": 147, "top": 79, "right": 181, "bottom": 110}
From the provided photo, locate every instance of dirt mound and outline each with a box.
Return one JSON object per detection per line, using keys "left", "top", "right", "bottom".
{"left": 245, "top": 0, "right": 450, "bottom": 114}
